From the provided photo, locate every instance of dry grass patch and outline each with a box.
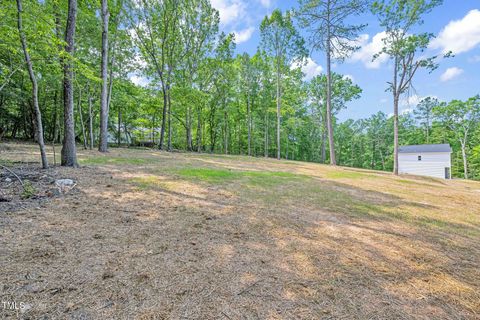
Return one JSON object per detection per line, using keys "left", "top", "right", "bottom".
{"left": 1, "top": 142, "right": 479, "bottom": 319}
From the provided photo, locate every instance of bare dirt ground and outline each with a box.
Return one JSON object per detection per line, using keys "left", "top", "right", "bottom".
{"left": 1, "top": 142, "right": 479, "bottom": 319}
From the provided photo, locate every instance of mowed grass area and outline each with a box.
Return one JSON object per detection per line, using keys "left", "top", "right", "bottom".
{"left": 1, "top": 142, "right": 480, "bottom": 319}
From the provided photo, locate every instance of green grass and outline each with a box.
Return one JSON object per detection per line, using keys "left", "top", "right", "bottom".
{"left": 79, "top": 156, "right": 149, "bottom": 166}
{"left": 172, "top": 167, "right": 306, "bottom": 186}
{"left": 0, "top": 159, "right": 14, "bottom": 166}
{"left": 130, "top": 176, "right": 169, "bottom": 190}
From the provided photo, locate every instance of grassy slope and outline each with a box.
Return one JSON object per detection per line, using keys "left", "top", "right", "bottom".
{"left": 2, "top": 142, "right": 480, "bottom": 319}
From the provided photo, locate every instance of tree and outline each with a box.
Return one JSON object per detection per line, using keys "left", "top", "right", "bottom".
{"left": 414, "top": 96, "right": 438, "bottom": 143}
{"left": 238, "top": 53, "right": 261, "bottom": 156}
{"left": 98, "top": 0, "right": 109, "bottom": 152}
{"left": 372, "top": 0, "right": 443, "bottom": 175}
{"left": 297, "top": 0, "right": 367, "bottom": 165}
{"left": 16, "top": 0, "right": 48, "bottom": 169}
{"left": 260, "top": 9, "right": 306, "bottom": 160}
{"left": 178, "top": 0, "right": 219, "bottom": 151}
{"left": 61, "top": 0, "right": 78, "bottom": 167}
{"left": 210, "top": 32, "right": 236, "bottom": 154}
{"left": 434, "top": 96, "right": 480, "bottom": 179}
{"left": 128, "top": 0, "right": 183, "bottom": 151}
{"left": 308, "top": 73, "right": 362, "bottom": 162}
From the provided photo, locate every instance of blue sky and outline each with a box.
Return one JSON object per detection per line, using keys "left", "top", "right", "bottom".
{"left": 211, "top": 0, "right": 480, "bottom": 121}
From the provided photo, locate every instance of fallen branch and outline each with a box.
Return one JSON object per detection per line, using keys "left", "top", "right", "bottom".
{"left": 0, "top": 164, "right": 24, "bottom": 188}
{"left": 236, "top": 279, "right": 263, "bottom": 296}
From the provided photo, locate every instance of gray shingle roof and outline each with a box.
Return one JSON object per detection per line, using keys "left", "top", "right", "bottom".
{"left": 398, "top": 144, "right": 452, "bottom": 153}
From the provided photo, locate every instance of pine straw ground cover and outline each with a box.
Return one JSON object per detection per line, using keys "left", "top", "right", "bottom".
{"left": 1, "top": 142, "right": 479, "bottom": 319}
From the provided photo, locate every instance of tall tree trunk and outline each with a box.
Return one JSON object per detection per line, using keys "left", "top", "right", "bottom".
{"left": 117, "top": 108, "right": 121, "bottom": 146}
{"left": 61, "top": 0, "right": 78, "bottom": 167}
{"left": 151, "top": 113, "right": 156, "bottom": 143}
{"left": 224, "top": 109, "right": 228, "bottom": 155}
{"left": 123, "top": 122, "right": 130, "bottom": 146}
{"left": 426, "top": 115, "right": 430, "bottom": 144}
{"left": 392, "top": 56, "right": 399, "bottom": 175}
{"left": 247, "top": 96, "right": 251, "bottom": 156}
{"left": 167, "top": 87, "right": 172, "bottom": 151}
{"left": 88, "top": 95, "right": 93, "bottom": 150}
{"left": 17, "top": 0, "right": 48, "bottom": 169}
{"left": 276, "top": 59, "right": 281, "bottom": 160}
{"left": 159, "top": 85, "right": 167, "bottom": 149}
{"left": 197, "top": 105, "right": 202, "bottom": 152}
{"left": 186, "top": 106, "right": 193, "bottom": 151}
{"left": 264, "top": 111, "right": 268, "bottom": 158}
{"left": 325, "top": 31, "right": 336, "bottom": 165}
{"left": 461, "top": 141, "right": 468, "bottom": 179}
{"left": 52, "top": 90, "right": 58, "bottom": 165}
{"left": 393, "top": 94, "right": 399, "bottom": 175}
{"left": 321, "top": 120, "right": 327, "bottom": 163}
{"left": 77, "top": 87, "right": 87, "bottom": 149}
{"left": 98, "top": 0, "right": 109, "bottom": 152}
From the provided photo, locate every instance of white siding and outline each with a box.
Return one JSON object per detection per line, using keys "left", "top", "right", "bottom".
{"left": 399, "top": 152, "right": 451, "bottom": 179}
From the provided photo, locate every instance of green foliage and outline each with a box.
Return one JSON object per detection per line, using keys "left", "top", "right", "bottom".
{"left": 260, "top": 9, "right": 307, "bottom": 67}
{"left": 372, "top": 0, "right": 444, "bottom": 95}
{"left": 79, "top": 155, "right": 149, "bottom": 165}
{"left": 173, "top": 167, "right": 304, "bottom": 185}
{"left": 0, "top": 0, "right": 479, "bottom": 181}
{"left": 297, "top": 0, "right": 368, "bottom": 60}
{"left": 21, "top": 180, "right": 36, "bottom": 199}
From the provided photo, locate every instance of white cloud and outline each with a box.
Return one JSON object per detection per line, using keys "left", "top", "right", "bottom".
{"left": 440, "top": 67, "right": 464, "bottom": 82}
{"left": 401, "top": 94, "right": 421, "bottom": 107}
{"left": 293, "top": 58, "right": 323, "bottom": 80}
{"left": 234, "top": 27, "right": 255, "bottom": 44}
{"left": 259, "top": 0, "right": 272, "bottom": 7}
{"left": 430, "top": 9, "right": 480, "bottom": 54}
{"left": 350, "top": 32, "right": 389, "bottom": 69}
{"left": 401, "top": 108, "right": 414, "bottom": 115}
{"left": 210, "top": 0, "right": 247, "bottom": 26}
{"left": 399, "top": 95, "right": 420, "bottom": 115}
{"left": 343, "top": 74, "right": 354, "bottom": 82}
{"left": 130, "top": 75, "right": 149, "bottom": 87}
{"left": 400, "top": 94, "right": 438, "bottom": 109}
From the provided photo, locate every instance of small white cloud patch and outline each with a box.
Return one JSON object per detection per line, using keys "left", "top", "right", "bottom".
{"left": 234, "top": 27, "right": 255, "bottom": 44}
{"left": 343, "top": 74, "right": 354, "bottom": 82}
{"left": 430, "top": 9, "right": 480, "bottom": 54}
{"left": 440, "top": 67, "right": 464, "bottom": 82}
{"left": 130, "top": 75, "right": 150, "bottom": 87}
{"left": 210, "top": 0, "right": 246, "bottom": 26}
{"left": 258, "top": 0, "right": 272, "bottom": 7}
{"left": 293, "top": 58, "right": 323, "bottom": 80}
{"left": 349, "top": 32, "right": 389, "bottom": 69}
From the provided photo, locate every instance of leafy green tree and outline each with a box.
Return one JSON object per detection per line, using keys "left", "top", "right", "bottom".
{"left": 297, "top": 0, "right": 367, "bottom": 165}
{"left": 433, "top": 96, "right": 480, "bottom": 179}
{"left": 414, "top": 96, "right": 439, "bottom": 143}
{"left": 372, "top": 0, "right": 444, "bottom": 175}
{"left": 98, "top": 0, "right": 110, "bottom": 152}
{"left": 128, "top": 0, "right": 182, "bottom": 150}
{"left": 260, "top": 9, "right": 306, "bottom": 159}
{"left": 16, "top": 0, "right": 48, "bottom": 168}
{"left": 308, "top": 73, "right": 362, "bottom": 162}
{"left": 61, "top": 0, "right": 78, "bottom": 167}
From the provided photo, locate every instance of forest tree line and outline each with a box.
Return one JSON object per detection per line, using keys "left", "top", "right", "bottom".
{"left": 0, "top": 0, "right": 479, "bottom": 179}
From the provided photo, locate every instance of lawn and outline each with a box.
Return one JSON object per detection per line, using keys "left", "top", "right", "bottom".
{"left": 1, "top": 142, "right": 479, "bottom": 319}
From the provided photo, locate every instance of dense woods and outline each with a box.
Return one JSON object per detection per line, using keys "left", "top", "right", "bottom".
{"left": 0, "top": 0, "right": 479, "bottom": 179}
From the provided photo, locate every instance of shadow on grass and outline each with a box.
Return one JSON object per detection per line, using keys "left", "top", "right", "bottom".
{"left": 2, "top": 156, "right": 477, "bottom": 319}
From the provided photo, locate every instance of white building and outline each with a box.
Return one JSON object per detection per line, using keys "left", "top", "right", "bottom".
{"left": 398, "top": 144, "right": 452, "bottom": 179}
